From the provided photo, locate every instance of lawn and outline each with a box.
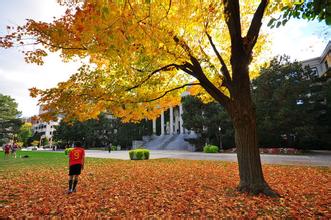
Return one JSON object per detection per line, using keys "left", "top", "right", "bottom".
{"left": 0, "top": 151, "right": 330, "bottom": 218}
{"left": 0, "top": 151, "right": 66, "bottom": 169}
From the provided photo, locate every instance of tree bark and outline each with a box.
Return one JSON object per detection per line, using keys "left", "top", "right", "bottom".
{"left": 230, "top": 96, "right": 279, "bottom": 197}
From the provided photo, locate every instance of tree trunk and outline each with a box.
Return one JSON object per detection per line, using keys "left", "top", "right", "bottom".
{"left": 231, "top": 98, "right": 279, "bottom": 197}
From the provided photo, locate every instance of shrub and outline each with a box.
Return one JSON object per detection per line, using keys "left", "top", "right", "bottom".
{"left": 203, "top": 145, "right": 219, "bottom": 153}
{"left": 129, "top": 149, "right": 150, "bottom": 160}
{"left": 31, "top": 140, "right": 39, "bottom": 146}
{"left": 64, "top": 148, "right": 74, "bottom": 155}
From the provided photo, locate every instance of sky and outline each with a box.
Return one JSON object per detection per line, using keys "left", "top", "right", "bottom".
{"left": 0, "top": 0, "right": 330, "bottom": 117}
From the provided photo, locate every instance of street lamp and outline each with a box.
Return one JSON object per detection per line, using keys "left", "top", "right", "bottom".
{"left": 218, "top": 126, "right": 223, "bottom": 151}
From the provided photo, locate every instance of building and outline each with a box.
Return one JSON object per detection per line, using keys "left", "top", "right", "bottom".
{"left": 143, "top": 92, "right": 197, "bottom": 151}
{"left": 301, "top": 41, "right": 331, "bottom": 78}
{"left": 151, "top": 104, "right": 185, "bottom": 136}
{"left": 31, "top": 106, "right": 62, "bottom": 146}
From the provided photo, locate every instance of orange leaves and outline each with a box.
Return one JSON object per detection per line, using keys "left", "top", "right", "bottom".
{"left": 23, "top": 49, "right": 48, "bottom": 65}
{"left": 0, "top": 159, "right": 330, "bottom": 218}
{"left": 0, "top": 0, "right": 302, "bottom": 122}
{"left": 29, "top": 87, "right": 40, "bottom": 98}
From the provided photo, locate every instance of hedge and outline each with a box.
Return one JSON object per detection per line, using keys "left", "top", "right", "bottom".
{"left": 129, "top": 149, "right": 150, "bottom": 160}
{"left": 64, "top": 148, "right": 74, "bottom": 155}
{"left": 203, "top": 145, "right": 219, "bottom": 153}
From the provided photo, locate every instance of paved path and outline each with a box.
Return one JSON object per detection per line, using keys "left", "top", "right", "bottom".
{"left": 85, "top": 150, "right": 331, "bottom": 167}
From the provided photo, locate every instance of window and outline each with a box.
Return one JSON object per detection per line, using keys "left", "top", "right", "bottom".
{"left": 296, "top": 100, "right": 304, "bottom": 105}
{"left": 325, "top": 61, "right": 329, "bottom": 70}
{"left": 310, "top": 67, "right": 318, "bottom": 76}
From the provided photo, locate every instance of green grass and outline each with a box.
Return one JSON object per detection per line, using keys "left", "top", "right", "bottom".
{"left": 0, "top": 151, "right": 114, "bottom": 173}
{"left": 0, "top": 151, "right": 67, "bottom": 171}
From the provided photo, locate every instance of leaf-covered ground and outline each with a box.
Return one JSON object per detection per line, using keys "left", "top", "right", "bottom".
{"left": 0, "top": 152, "right": 330, "bottom": 218}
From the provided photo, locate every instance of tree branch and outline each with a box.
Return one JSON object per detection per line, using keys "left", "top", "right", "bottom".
{"left": 245, "top": 0, "right": 269, "bottom": 54}
{"left": 125, "top": 63, "right": 179, "bottom": 91}
{"left": 173, "top": 35, "right": 231, "bottom": 106}
{"left": 205, "top": 32, "right": 232, "bottom": 88}
{"left": 223, "top": 0, "right": 243, "bottom": 52}
{"left": 159, "top": 0, "right": 172, "bottom": 20}
{"left": 190, "top": 63, "right": 231, "bottom": 106}
{"left": 38, "top": 39, "right": 87, "bottom": 51}
{"left": 140, "top": 83, "right": 200, "bottom": 103}
{"left": 166, "top": 0, "right": 172, "bottom": 16}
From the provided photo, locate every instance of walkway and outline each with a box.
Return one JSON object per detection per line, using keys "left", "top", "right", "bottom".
{"left": 85, "top": 150, "right": 331, "bottom": 167}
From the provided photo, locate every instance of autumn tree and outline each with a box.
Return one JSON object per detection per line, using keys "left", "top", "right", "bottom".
{"left": 0, "top": 0, "right": 294, "bottom": 196}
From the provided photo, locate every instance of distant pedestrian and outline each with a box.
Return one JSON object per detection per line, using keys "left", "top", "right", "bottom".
{"left": 11, "top": 142, "right": 18, "bottom": 158}
{"left": 108, "top": 143, "right": 112, "bottom": 153}
{"left": 3, "top": 143, "right": 11, "bottom": 160}
{"left": 67, "top": 141, "right": 85, "bottom": 194}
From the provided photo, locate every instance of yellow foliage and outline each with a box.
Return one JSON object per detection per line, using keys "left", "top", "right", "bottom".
{"left": 1, "top": 0, "right": 289, "bottom": 122}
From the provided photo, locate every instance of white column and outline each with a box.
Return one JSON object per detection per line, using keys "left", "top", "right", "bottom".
{"left": 169, "top": 107, "right": 174, "bottom": 134}
{"left": 161, "top": 111, "right": 165, "bottom": 135}
{"left": 179, "top": 104, "right": 184, "bottom": 134}
{"left": 152, "top": 119, "right": 156, "bottom": 134}
{"left": 174, "top": 108, "right": 179, "bottom": 134}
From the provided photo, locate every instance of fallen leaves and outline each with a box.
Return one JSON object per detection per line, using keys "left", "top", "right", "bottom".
{"left": 0, "top": 159, "right": 330, "bottom": 218}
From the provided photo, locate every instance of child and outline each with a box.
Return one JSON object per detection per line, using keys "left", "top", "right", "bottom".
{"left": 68, "top": 141, "right": 85, "bottom": 194}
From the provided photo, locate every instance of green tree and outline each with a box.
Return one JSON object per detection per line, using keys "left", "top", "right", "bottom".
{"left": 0, "top": 94, "right": 22, "bottom": 145}
{"left": 181, "top": 96, "right": 234, "bottom": 151}
{"left": 30, "top": 132, "right": 42, "bottom": 146}
{"left": 322, "top": 78, "right": 331, "bottom": 145}
{"left": 252, "top": 56, "right": 331, "bottom": 149}
{"left": 17, "top": 123, "right": 33, "bottom": 147}
{"left": 268, "top": 0, "right": 331, "bottom": 27}
{"left": 42, "top": 138, "right": 49, "bottom": 147}
{"left": 296, "top": 73, "right": 331, "bottom": 149}
{"left": 54, "top": 114, "right": 152, "bottom": 148}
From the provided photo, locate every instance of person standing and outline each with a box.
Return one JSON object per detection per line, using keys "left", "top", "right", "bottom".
{"left": 11, "top": 142, "right": 18, "bottom": 158}
{"left": 68, "top": 141, "right": 85, "bottom": 194}
{"left": 3, "top": 142, "right": 11, "bottom": 160}
{"left": 108, "top": 143, "right": 112, "bottom": 153}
